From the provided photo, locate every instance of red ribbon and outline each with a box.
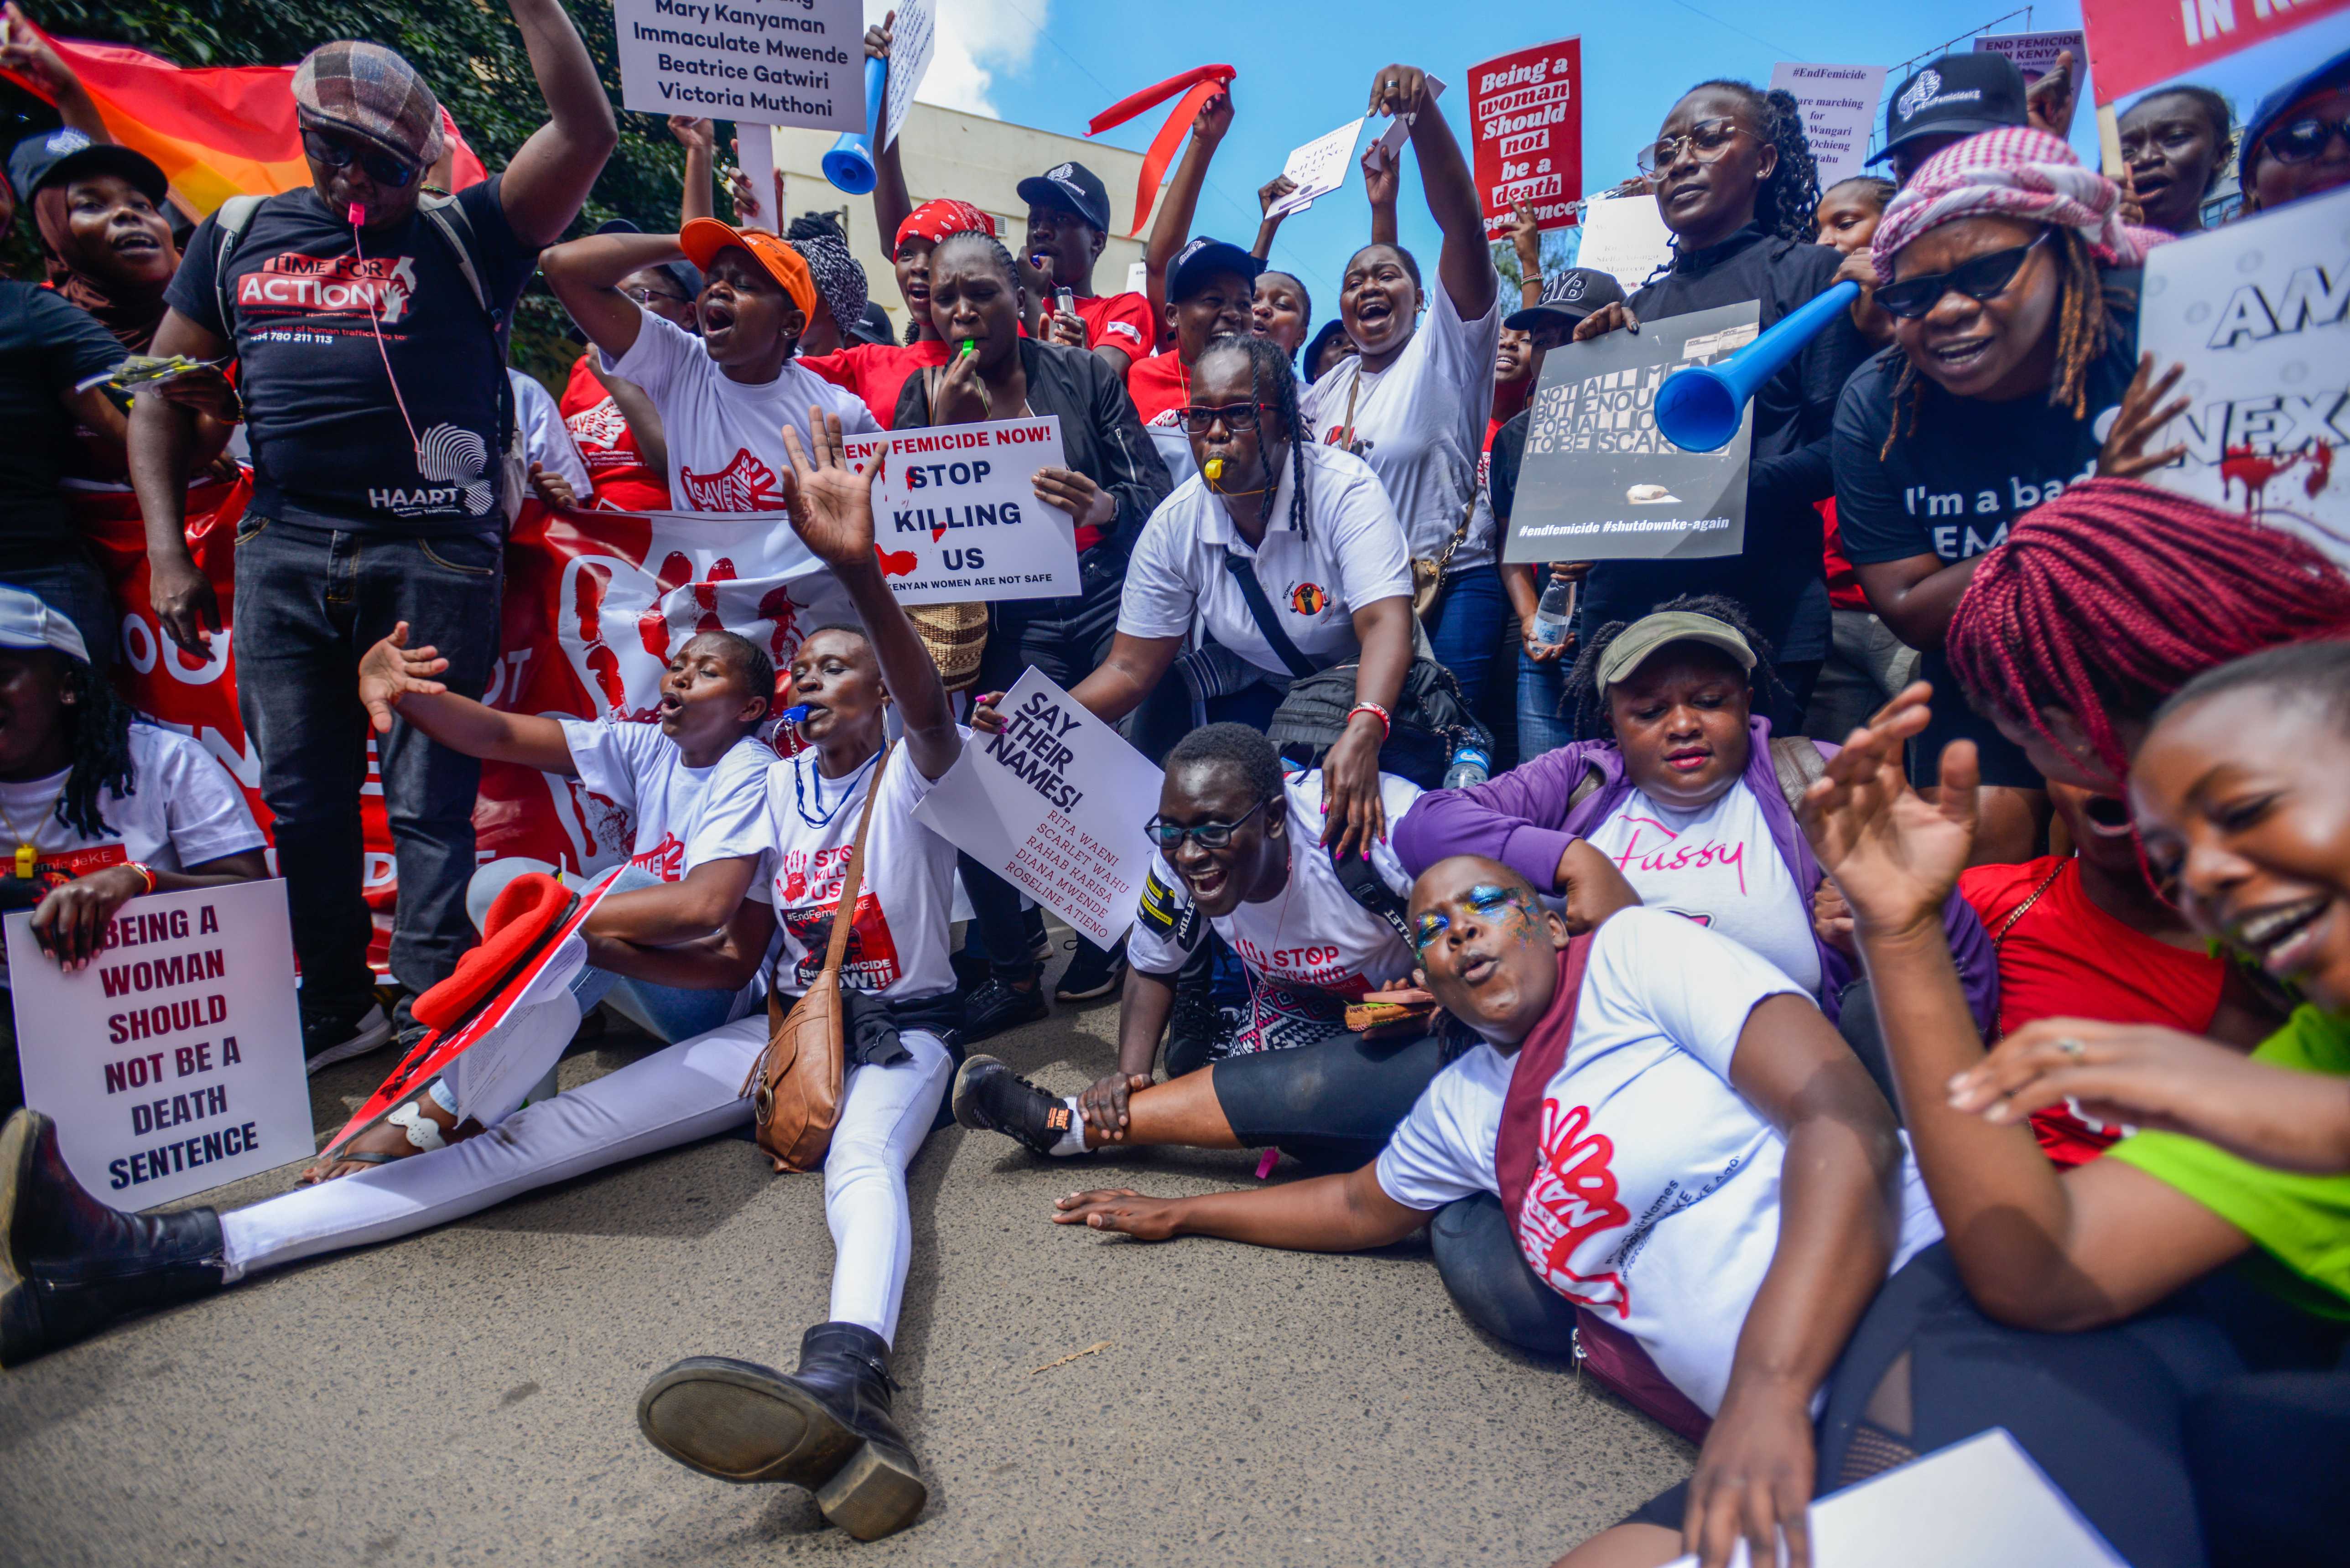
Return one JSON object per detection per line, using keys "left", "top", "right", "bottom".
{"left": 1087, "top": 64, "right": 1235, "bottom": 237}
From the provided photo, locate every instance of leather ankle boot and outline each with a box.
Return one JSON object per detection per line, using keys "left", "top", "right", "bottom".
{"left": 1, "top": 1110, "right": 226, "bottom": 1368}
{"left": 636, "top": 1320, "right": 927, "bottom": 1540}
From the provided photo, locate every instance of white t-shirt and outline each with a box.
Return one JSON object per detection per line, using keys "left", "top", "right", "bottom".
{"left": 0, "top": 724, "right": 266, "bottom": 982}
{"left": 1300, "top": 280, "right": 1501, "bottom": 566}
{"left": 604, "top": 308, "right": 879, "bottom": 513}
{"left": 510, "top": 369, "right": 592, "bottom": 499}
{"left": 1374, "top": 909, "right": 1941, "bottom": 1416}
{"left": 1120, "top": 442, "right": 1413, "bottom": 681}
{"left": 685, "top": 734, "right": 963, "bottom": 1001}
{"left": 555, "top": 717, "right": 771, "bottom": 882}
{"left": 1582, "top": 781, "right": 1824, "bottom": 996}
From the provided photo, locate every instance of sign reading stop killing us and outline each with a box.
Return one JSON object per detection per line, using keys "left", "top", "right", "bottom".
{"left": 7, "top": 879, "right": 311, "bottom": 1209}
{"left": 612, "top": 0, "right": 864, "bottom": 131}
{"left": 1504, "top": 299, "right": 1759, "bottom": 563}
{"left": 844, "top": 416, "right": 1082, "bottom": 604}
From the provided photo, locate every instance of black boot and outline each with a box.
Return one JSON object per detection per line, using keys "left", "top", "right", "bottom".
{"left": 636, "top": 1320, "right": 926, "bottom": 1540}
{"left": 0, "top": 1109, "right": 226, "bottom": 1368}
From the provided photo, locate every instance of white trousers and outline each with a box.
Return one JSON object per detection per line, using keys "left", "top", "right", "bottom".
{"left": 218, "top": 1018, "right": 951, "bottom": 1345}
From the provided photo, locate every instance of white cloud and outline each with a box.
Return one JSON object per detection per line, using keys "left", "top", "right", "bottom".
{"left": 862, "top": 0, "right": 1046, "bottom": 120}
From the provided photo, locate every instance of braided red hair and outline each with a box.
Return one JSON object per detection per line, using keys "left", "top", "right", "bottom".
{"left": 1946, "top": 478, "right": 2350, "bottom": 784}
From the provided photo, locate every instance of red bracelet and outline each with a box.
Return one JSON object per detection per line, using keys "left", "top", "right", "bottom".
{"left": 125, "top": 862, "right": 158, "bottom": 895}
{"left": 1347, "top": 701, "right": 1392, "bottom": 741}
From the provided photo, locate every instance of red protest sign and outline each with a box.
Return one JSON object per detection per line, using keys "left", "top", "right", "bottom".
{"left": 2081, "top": 0, "right": 2350, "bottom": 104}
{"left": 1470, "top": 37, "right": 1583, "bottom": 241}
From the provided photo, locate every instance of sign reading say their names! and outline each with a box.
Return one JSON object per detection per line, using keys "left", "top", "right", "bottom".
{"left": 7, "top": 879, "right": 312, "bottom": 1210}
{"left": 843, "top": 416, "right": 1081, "bottom": 604}
{"left": 613, "top": 0, "right": 864, "bottom": 131}
{"left": 913, "top": 669, "right": 1164, "bottom": 949}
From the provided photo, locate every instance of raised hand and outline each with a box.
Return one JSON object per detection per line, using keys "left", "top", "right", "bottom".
{"left": 778, "top": 411, "right": 887, "bottom": 572}
{"left": 1360, "top": 141, "right": 1400, "bottom": 208}
{"left": 2097, "top": 353, "right": 2190, "bottom": 480}
{"left": 1051, "top": 1188, "right": 1182, "bottom": 1241}
{"left": 1796, "top": 683, "right": 1975, "bottom": 941}
{"left": 1258, "top": 174, "right": 1299, "bottom": 215}
{"left": 359, "top": 621, "right": 453, "bottom": 735}
{"left": 667, "top": 115, "right": 715, "bottom": 157}
{"left": 1365, "top": 62, "right": 1434, "bottom": 120}
{"left": 1194, "top": 87, "right": 1233, "bottom": 146}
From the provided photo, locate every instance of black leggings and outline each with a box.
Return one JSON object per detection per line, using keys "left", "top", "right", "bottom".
{"left": 1206, "top": 1029, "right": 1449, "bottom": 1170}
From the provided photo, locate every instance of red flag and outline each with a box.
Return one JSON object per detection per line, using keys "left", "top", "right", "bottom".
{"left": 1087, "top": 64, "right": 1235, "bottom": 237}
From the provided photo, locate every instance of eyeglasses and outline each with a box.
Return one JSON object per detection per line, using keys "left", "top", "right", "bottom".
{"left": 2258, "top": 114, "right": 2350, "bottom": 165}
{"left": 1635, "top": 116, "right": 1747, "bottom": 178}
{"left": 1144, "top": 798, "right": 1268, "bottom": 851}
{"left": 1873, "top": 231, "right": 2053, "bottom": 321}
{"left": 624, "top": 283, "right": 692, "bottom": 306}
{"left": 1177, "top": 402, "right": 1271, "bottom": 434}
{"left": 301, "top": 128, "right": 418, "bottom": 190}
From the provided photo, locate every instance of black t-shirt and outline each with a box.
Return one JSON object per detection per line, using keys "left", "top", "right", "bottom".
{"left": 0, "top": 282, "right": 127, "bottom": 571}
{"left": 1488, "top": 408, "right": 1529, "bottom": 524}
{"left": 166, "top": 179, "right": 536, "bottom": 536}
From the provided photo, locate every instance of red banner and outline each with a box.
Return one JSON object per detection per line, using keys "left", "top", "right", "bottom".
{"left": 1470, "top": 37, "right": 1583, "bottom": 243}
{"left": 2081, "top": 0, "right": 2350, "bottom": 104}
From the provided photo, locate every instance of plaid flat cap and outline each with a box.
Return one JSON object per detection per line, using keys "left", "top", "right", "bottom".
{"left": 293, "top": 40, "right": 446, "bottom": 168}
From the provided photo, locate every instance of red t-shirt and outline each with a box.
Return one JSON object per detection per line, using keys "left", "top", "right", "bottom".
{"left": 1072, "top": 291, "right": 1154, "bottom": 368}
{"left": 800, "top": 339, "right": 953, "bottom": 430}
{"left": 1960, "top": 856, "right": 2229, "bottom": 1167}
{"left": 1126, "top": 350, "right": 1192, "bottom": 426}
{"left": 559, "top": 356, "right": 670, "bottom": 513}
{"left": 1820, "top": 498, "right": 1868, "bottom": 613}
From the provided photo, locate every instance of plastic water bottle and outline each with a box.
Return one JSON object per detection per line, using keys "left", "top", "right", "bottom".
{"left": 1529, "top": 575, "right": 1576, "bottom": 649}
{"left": 1443, "top": 745, "right": 1492, "bottom": 791}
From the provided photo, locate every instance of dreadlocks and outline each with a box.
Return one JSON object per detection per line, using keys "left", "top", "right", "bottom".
{"left": 1945, "top": 478, "right": 2350, "bottom": 784}
{"left": 1200, "top": 332, "right": 1311, "bottom": 543}
{"left": 1685, "top": 80, "right": 1823, "bottom": 244}
{"left": 57, "top": 656, "right": 135, "bottom": 841}
{"left": 1560, "top": 593, "right": 1788, "bottom": 739}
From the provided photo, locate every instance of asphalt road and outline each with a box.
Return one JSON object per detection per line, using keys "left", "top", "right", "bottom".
{"left": 0, "top": 944, "right": 1691, "bottom": 1568}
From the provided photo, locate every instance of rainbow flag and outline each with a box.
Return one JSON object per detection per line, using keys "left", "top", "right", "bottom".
{"left": 4, "top": 22, "right": 485, "bottom": 217}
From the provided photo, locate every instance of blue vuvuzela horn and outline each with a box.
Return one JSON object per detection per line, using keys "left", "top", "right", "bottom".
{"left": 1653, "top": 280, "right": 1861, "bottom": 452}
{"left": 822, "top": 56, "right": 889, "bottom": 196}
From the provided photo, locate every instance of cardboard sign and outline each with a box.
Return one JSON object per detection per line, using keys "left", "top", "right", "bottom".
{"left": 842, "top": 416, "right": 1082, "bottom": 604}
{"left": 1572, "top": 192, "right": 1675, "bottom": 292}
{"left": 913, "top": 669, "right": 1163, "bottom": 948}
{"left": 2081, "top": 0, "right": 2348, "bottom": 103}
{"left": 2136, "top": 185, "right": 2350, "bottom": 564}
{"left": 1504, "top": 299, "right": 1758, "bottom": 563}
{"left": 1769, "top": 62, "right": 1887, "bottom": 190}
{"left": 8, "top": 880, "right": 312, "bottom": 1209}
{"left": 1375, "top": 75, "right": 1447, "bottom": 159}
{"left": 613, "top": 0, "right": 864, "bottom": 130}
{"left": 881, "top": 0, "right": 933, "bottom": 151}
{"left": 1266, "top": 118, "right": 1365, "bottom": 219}
{"left": 1470, "top": 38, "right": 1583, "bottom": 240}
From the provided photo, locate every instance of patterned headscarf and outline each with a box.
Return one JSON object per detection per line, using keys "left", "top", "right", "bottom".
{"left": 787, "top": 232, "right": 868, "bottom": 335}
{"left": 892, "top": 199, "right": 995, "bottom": 259}
{"left": 292, "top": 41, "right": 446, "bottom": 168}
{"left": 1870, "top": 127, "right": 2163, "bottom": 283}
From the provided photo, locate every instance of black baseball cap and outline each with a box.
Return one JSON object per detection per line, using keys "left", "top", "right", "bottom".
{"left": 6, "top": 127, "right": 169, "bottom": 205}
{"left": 847, "top": 300, "right": 896, "bottom": 347}
{"left": 1504, "top": 266, "right": 1627, "bottom": 332}
{"left": 1868, "top": 53, "right": 2029, "bottom": 166}
{"left": 1016, "top": 160, "right": 1112, "bottom": 232}
{"left": 2241, "top": 45, "right": 2350, "bottom": 174}
{"left": 1168, "top": 236, "right": 1264, "bottom": 300}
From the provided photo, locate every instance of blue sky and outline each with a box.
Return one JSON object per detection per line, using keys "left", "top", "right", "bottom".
{"left": 910, "top": 0, "right": 2350, "bottom": 311}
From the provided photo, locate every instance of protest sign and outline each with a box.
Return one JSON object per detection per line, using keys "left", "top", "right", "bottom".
{"left": 842, "top": 416, "right": 1083, "bottom": 604}
{"left": 8, "top": 880, "right": 311, "bottom": 1209}
{"left": 914, "top": 669, "right": 1162, "bottom": 948}
{"left": 1572, "top": 192, "right": 1675, "bottom": 292}
{"left": 1470, "top": 38, "right": 1583, "bottom": 240}
{"left": 1375, "top": 75, "right": 1446, "bottom": 159}
{"left": 2136, "top": 185, "right": 2350, "bottom": 565}
{"left": 1504, "top": 300, "right": 1758, "bottom": 563}
{"left": 2081, "top": 0, "right": 2348, "bottom": 104}
{"left": 612, "top": 0, "right": 864, "bottom": 130}
{"left": 1769, "top": 62, "right": 1886, "bottom": 189}
{"left": 1973, "top": 28, "right": 2088, "bottom": 87}
{"left": 1266, "top": 118, "right": 1366, "bottom": 219}
{"left": 880, "top": 0, "right": 933, "bottom": 151}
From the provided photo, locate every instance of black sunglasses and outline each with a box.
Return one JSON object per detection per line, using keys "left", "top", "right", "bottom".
{"left": 1178, "top": 401, "right": 1271, "bottom": 434}
{"left": 1874, "top": 231, "right": 2052, "bottom": 321}
{"left": 301, "top": 128, "right": 418, "bottom": 190}
{"left": 2260, "top": 114, "right": 2350, "bottom": 165}
{"left": 1145, "top": 797, "right": 1269, "bottom": 851}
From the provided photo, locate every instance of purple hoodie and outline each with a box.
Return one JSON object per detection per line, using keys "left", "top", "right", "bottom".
{"left": 1392, "top": 717, "right": 2000, "bottom": 1031}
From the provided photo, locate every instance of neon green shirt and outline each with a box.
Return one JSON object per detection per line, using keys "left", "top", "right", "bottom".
{"left": 2108, "top": 1004, "right": 2350, "bottom": 1320}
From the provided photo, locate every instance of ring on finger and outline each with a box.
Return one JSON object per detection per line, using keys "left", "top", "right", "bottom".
{"left": 2055, "top": 1036, "right": 2087, "bottom": 1060}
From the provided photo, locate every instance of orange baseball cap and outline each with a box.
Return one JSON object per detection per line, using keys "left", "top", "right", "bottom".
{"left": 678, "top": 218, "right": 817, "bottom": 322}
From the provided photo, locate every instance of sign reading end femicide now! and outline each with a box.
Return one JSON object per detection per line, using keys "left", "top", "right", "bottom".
{"left": 8, "top": 880, "right": 312, "bottom": 1210}
{"left": 613, "top": 0, "right": 864, "bottom": 130}
{"left": 843, "top": 416, "right": 1082, "bottom": 605}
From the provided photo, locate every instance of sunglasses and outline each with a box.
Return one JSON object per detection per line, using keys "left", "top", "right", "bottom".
{"left": 1636, "top": 116, "right": 1747, "bottom": 178}
{"left": 2259, "top": 114, "right": 2350, "bottom": 165}
{"left": 624, "top": 283, "right": 692, "bottom": 306}
{"left": 301, "top": 128, "right": 418, "bottom": 190}
{"left": 1874, "top": 231, "right": 2052, "bottom": 321}
{"left": 1177, "top": 401, "right": 1273, "bottom": 434}
{"left": 1144, "top": 797, "right": 1268, "bottom": 851}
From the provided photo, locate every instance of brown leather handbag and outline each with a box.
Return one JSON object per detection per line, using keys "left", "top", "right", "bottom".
{"left": 741, "top": 742, "right": 893, "bottom": 1173}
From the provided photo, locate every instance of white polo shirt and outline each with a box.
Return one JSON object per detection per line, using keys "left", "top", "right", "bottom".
{"left": 1118, "top": 441, "right": 1413, "bottom": 680}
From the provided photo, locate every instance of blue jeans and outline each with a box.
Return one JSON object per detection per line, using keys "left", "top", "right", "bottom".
{"left": 1424, "top": 563, "right": 1507, "bottom": 707}
{"left": 2, "top": 553, "right": 115, "bottom": 671}
{"left": 235, "top": 516, "right": 504, "bottom": 1012}
{"left": 1516, "top": 645, "right": 1576, "bottom": 760}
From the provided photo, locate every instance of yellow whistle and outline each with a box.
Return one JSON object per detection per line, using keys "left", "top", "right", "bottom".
{"left": 14, "top": 844, "right": 33, "bottom": 879}
{"left": 1204, "top": 457, "right": 1224, "bottom": 482}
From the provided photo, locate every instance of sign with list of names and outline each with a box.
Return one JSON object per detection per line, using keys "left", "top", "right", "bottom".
{"left": 8, "top": 880, "right": 312, "bottom": 1210}
{"left": 1769, "top": 62, "right": 1887, "bottom": 190}
{"left": 613, "top": 0, "right": 865, "bottom": 131}
{"left": 880, "top": 0, "right": 934, "bottom": 151}
{"left": 844, "top": 416, "right": 1083, "bottom": 605}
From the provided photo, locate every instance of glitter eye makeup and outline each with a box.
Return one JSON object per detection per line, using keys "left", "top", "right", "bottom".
{"left": 1411, "top": 911, "right": 1451, "bottom": 952}
{"left": 1468, "top": 883, "right": 1542, "bottom": 944}
{"left": 1467, "top": 884, "right": 1514, "bottom": 914}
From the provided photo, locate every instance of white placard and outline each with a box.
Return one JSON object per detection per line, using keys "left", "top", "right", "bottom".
{"left": 1124, "top": 259, "right": 1150, "bottom": 297}
{"left": 735, "top": 124, "right": 778, "bottom": 227}
{"left": 1267, "top": 118, "right": 1365, "bottom": 219}
{"left": 1769, "top": 62, "right": 1887, "bottom": 190}
{"left": 843, "top": 415, "right": 1083, "bottom": 604}
{"left": 1374, "top": 75, "right": 1447, "bottom": 159}
{"left": 7, "top": 880, "right": 312, "bottom": 1209}
{"left": 1574, "top": 192, "right": 1675, "bottom": 291}
{"left": 913, "top": 669, "right": 1163, "bottom": 948}
{"left": 1662, "top": 1429, "right": 2124, "bottom": 1568}
{"left": 2137, "top": 185, "right": 2350, "bottom": 567}
{"left": 880, "top": 0, "right": 933, "bottom": 151}
{"left": 613, "top": 0, "right": 865, "bottom": 131}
